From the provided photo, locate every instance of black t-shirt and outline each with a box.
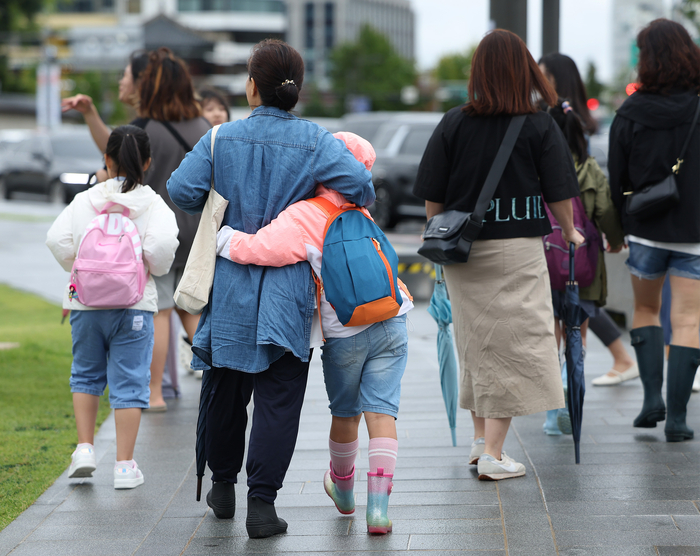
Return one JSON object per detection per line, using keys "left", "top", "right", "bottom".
{"left": 413, "top": 107, "right": 580, "bottom": 240}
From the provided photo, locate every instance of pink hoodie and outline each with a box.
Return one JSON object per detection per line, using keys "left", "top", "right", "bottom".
{"left": 216, "top": 132, "right": 412, "bottom": 340}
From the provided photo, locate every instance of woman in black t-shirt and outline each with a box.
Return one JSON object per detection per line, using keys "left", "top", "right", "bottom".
{"left": 413, "top": 29, "right": 583, "bottom": 481}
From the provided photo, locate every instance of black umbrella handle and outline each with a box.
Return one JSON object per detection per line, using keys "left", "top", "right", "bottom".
{"left": 569, "top": 242, "right": 575, "bottom": 283}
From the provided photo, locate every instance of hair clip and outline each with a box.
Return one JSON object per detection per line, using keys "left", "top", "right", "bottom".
{"left": 562, "top": 101, "right": 573, "bottom": 114}
{"left": 281, "top": 79, "right": 296, "bottom": 87}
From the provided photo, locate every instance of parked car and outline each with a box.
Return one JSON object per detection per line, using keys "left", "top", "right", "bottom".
{"left": 339, "top": 112, "right": 443, "bottom": 228}
{"left": 2, "top": 126, "right": 103, "bottom": 203}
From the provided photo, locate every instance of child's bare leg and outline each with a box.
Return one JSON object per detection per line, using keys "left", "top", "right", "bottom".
{"left": 365, "top": 412, "right": 397, "bottom": 439}
{"left": 115, "top": 408, "right": 142, "bottom": 461}
{"left": 149, "top": 308, "right": 171, "bottom": 407}
{"left": 73, "top": 393, "right": 99, "bottom": 445}
{"left": 330, "top": 415, "right": 362, "bottom": 443}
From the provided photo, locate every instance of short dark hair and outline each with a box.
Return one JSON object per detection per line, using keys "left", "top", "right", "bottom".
{"left": 548, "top": 98, "right": 588, "bottom": 164}
{"left": 199, "top": 88, "right": 230, "bottom": 121}
{"left": 247, "top": 39, "right": 304, "bottom": 112}
{"left": 139, "top": 47, "right": 202, "bottom": 121}
{"left": 463, "top": 29, "right": 557, "bottom": 116}
{"left": 637, "top": 18, "right": 700, "bottom": 95}
{"left": 538, "top": 53, "right": 598, "bottom": 135}
{"left": 105, "top": 125, "right": 151, "bottom": 193}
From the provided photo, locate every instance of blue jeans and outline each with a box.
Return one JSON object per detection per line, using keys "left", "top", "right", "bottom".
{"left": 320, "top": 315, "right": 408, "bottom": 418}
{"left": 70, "top": 309, "right": 154, "bottom": 409}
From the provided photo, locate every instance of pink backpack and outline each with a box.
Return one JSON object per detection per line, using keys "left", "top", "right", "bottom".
{"left": 70, "top": 202, "right": 148, "bottom": 308}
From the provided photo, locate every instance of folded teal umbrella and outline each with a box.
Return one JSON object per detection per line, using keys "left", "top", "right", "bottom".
{"left": 427, "top": 264, "right": 459, "bottom": 447}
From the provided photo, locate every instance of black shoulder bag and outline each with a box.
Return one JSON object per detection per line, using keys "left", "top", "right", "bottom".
{"left": 418, "top": 115, "right": 526, "bottom": 265}
{"left": 624, "top": 95, "right": 700, "bottom": 220}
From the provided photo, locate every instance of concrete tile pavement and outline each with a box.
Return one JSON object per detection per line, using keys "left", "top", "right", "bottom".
{"left": 3, "top": 200, "right": 700, "bottom": 554}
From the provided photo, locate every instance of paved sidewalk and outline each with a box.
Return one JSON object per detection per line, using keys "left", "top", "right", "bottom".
{"left": 2, "top": 199, "right": 700, "bottom": 555}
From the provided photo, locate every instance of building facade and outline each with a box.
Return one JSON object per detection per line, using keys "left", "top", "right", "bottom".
{"left": 611, "top": 0, "right": 667, "bottom": 81}
{"left": 284, "top": 0, "right": 414, "bottom": 88}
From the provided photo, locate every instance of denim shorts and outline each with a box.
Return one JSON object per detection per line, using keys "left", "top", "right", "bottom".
{"left": 70, "top": 309, "right": 154, "bottom": 409}
{"left": 626, "top": 242, "right": 700, "bottom": 281}
{"left": 320, "top": 314, "right": 408, "bottom": 418}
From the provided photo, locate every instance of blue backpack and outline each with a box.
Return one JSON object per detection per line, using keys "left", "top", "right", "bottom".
{"left": 306, "top": 197, "right": 401, "bottom": 327}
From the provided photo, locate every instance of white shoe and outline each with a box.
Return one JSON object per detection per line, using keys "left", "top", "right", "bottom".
{"left": 591, "top": 364, "right": 639, "bottom": 386}
{"left": 469, "top": 437, "right": 485, "bottom": 465}
{"left": 114, "top": 461, "right": 144, "bottom": 489}
{"left": 693, "top": 369, "right": 700, "bottom": 393}
{"left": 68, "top": 444, "right": 96, "bottom": 478}
{"left": 477, "top": 452, "right": 526, "bottom": 481}
{"left": 179, "top": 335, "right": 194, "bottom": 374}
{"left": 194, "top": 370, "right": 203, "bottom": 379}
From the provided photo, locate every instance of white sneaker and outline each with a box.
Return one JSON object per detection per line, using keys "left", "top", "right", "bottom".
{"left": 114, "top": 461, "right": 144, "bottom": 489}
{"left": 693, "top": 369, "right": 700, "bottom": 393}
{"left": 179, "top": 335, "right": 194, "bottom": 374}
{"left": 477, "top": 452, "right": 526, "bottom": 481}
{"left": 469, "top": 437, "right": 485, "bottom": 465}
{"left": 68, "top": 444, "right": 96, "bottom": 478}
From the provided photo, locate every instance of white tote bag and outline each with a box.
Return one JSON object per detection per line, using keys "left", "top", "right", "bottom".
{"left": 173, "top": 124, "right": 229, "bottom": 314}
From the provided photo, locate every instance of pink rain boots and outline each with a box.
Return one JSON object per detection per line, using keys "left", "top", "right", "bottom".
{"left": 323, "top": 461, "right": 355, "bottom": 514}
{"left": 366, "top": 467, "right": 393, "bottom": 534}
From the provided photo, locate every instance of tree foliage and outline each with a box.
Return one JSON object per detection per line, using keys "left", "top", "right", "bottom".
{"left": 584, "top": 61, "right": 605, "bottom": 100}
{"left": 329, "top": 24, "right": 416, "bottom": 112}
{"left": 433, "top": 46, "right": 475, "bottom": 111}
{"left": 0, "top": 0, "right": 43, "bottom": 33}
{"left": 0, "top": 0, "right": 44, "bottom": 94}
{"left": 434, "top": 46, "right": 476, "bottom": 82}
{"left": 680, "top": 0, "right": 700, "bottom": 35}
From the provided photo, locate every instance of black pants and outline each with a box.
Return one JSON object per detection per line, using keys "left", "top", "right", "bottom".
{"left": 204, "top": 351, "right": 310, "bottom": 504}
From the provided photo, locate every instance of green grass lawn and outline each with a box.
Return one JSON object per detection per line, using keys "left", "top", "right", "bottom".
{"left": 0, "top": 285, "right": 110, "bottom": 531}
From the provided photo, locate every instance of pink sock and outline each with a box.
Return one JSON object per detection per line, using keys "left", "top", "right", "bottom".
{"left": 368, "top": 437, "right": 398, "bottom": 475}
{"left": 329, "top": 438, "right": 358, "bottom": 477}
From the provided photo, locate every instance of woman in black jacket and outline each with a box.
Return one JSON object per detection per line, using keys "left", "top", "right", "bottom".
{"left": 609, "top": 18, "right": 700, "bottom": 442}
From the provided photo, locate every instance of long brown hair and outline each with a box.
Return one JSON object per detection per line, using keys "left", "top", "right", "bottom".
{"left": 139, "top": 47, "right": 201, "bottom": 121}
{"left": 463, "top": 29, "right": 557, "bottom": 116}
{"left": 637, "top": 19, "right": 700, "bottom": 95}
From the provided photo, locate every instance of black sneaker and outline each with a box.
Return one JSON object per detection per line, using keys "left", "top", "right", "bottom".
{"left": 246, "top": 496, "right": 288, "bottom": 538}
{"left": 206, "top": 481, "right": 235, "bottom": 519}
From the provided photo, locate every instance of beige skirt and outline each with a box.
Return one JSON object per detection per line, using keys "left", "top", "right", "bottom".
{"left": 443, "top": 237, "right": 564, "bottom": 419}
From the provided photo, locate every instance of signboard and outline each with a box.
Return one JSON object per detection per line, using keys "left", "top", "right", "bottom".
{"left": 36, "top": 62, "right": 61, "bottom": 130}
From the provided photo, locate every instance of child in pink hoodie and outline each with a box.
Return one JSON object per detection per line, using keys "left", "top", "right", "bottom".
{"left": 216, "top": 132, "right": 412, "bottom": 534}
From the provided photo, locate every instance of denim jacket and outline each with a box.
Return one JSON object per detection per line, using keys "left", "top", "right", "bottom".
{"left": 167, "top": 106, "right": 375, "bottom": 372}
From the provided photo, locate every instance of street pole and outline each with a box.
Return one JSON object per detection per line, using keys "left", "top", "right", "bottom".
{"left": 489, "top": 0, "right": 527, "bottom": 42}
{"left": 542, "top": 0, "right": 560, "bottom": 55}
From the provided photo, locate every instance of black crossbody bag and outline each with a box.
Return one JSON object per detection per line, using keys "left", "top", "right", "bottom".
{"left": 418, "top": 115, "right": 526, "bottom": 265}
{"left": 624, "top": 95, "right": 700, "bottom": 220}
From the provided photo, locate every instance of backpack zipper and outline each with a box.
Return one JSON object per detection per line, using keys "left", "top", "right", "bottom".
{"left": 371, "top": 238, "right": 396, "bottom": 301}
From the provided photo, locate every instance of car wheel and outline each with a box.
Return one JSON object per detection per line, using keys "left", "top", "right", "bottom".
{"left": 49, "top": 180, "right": 65, "bottom": 205}
{"left": 369, "top": 185, "right": 398, "bottom": 229}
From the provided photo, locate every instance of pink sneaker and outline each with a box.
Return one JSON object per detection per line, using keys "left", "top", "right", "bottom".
{"left": 114, "top": 460, "right": 144, "bottom": 489}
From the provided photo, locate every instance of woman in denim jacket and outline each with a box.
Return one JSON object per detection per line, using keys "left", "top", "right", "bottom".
{"left": 167, "top": 40, "right": 375, "bottom": 538}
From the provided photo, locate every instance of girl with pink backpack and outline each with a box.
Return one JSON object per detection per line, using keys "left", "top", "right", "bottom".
{"left": 46, "top": 125, "right": 179, "bottom": 489}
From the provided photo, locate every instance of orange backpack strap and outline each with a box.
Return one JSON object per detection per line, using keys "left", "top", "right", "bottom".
{"left": 306, "top": 197, "right": 341, "bottom": 219}
{"left": 311, "top": 270, "right": 325, "bottom": 343}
